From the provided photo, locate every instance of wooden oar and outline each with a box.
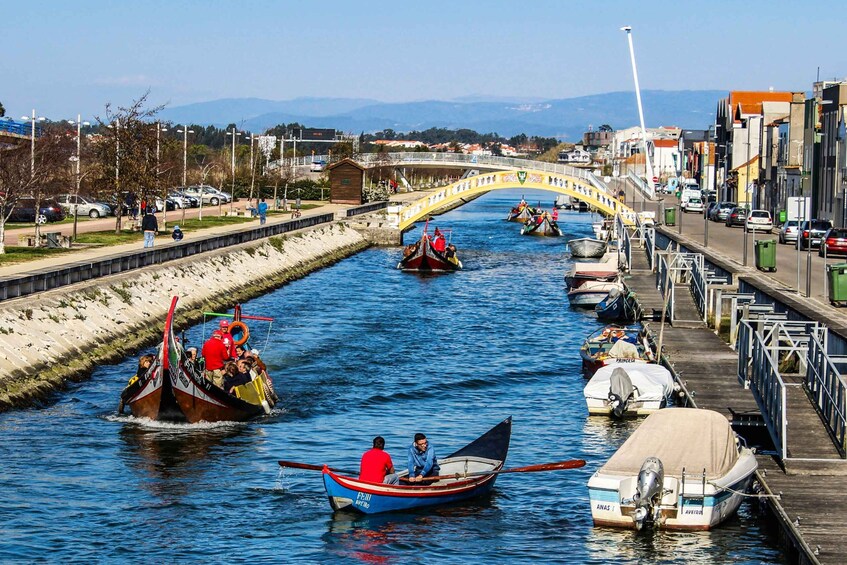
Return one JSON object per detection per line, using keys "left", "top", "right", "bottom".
{"left": 278, "top": 460, "right": 358, "bottom": 476}
{"left": 404, "top": 459, "right": 587, "bottom": 482}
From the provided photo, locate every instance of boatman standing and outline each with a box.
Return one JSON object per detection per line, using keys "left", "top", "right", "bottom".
{"left": 201, "top": 330, "right": 230, "bottom": 388}
{"left": 359, "top": 436, "right": 399, "bottom": 485}
{"left": 407, "top": 433, "right": 440, "bottom": 482}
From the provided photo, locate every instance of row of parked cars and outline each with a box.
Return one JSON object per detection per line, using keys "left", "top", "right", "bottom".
{"left": 6, "top": 185, "right": 234, "bottom": 224}
{"left": 696, "top": 200, "right": 847, "bottom": 256}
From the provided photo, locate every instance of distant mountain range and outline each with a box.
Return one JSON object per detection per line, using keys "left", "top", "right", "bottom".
{"left": 158, "top": 90, "right": 725, "bottom": 139}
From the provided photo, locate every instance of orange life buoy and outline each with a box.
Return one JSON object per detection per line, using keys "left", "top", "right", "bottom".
{"left": 229, "top": 321, "right": 250, "bottom": 346}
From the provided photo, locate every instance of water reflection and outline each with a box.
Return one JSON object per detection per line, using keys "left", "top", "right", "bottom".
{"left": 118, "top": 420, "right": 249, "bottom": 499}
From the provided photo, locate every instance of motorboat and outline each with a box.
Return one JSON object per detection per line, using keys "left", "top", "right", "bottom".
{"left": 567, "top": 280, "right": 623, "bottom": 308}
{"left": 569, "top": 237, "right": 608, "bottom": 258}
{"left": 564, "top": 260, "right": 619, "bottom": 290}
{"left": 580, "top": 324, "right": 653, "bottom": 376}
{"left": 595, "top": 287, "right": 641, "bottom": 323}
{"left": 321, "top": 417, "right": 512, "bottom": 514}
{"left": 588, "top": 408, "right": 758, "bottom": 530}
{"left": 583, "top": 364, "right": 676, "bottom": 417}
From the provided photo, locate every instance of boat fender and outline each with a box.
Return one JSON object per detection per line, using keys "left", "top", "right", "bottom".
{"left": 229, "top": 321, "right": 250, "bottom": 346}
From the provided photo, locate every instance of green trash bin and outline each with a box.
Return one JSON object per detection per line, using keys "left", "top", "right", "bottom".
{"left": 827, "top": 263, "right": 847, "bottom": 306}
{"left": 664, "top": 207, "right": 676, "bottom": 226}
{"left": 778, "top": 210, "right": 787, "bottom": 223}
{"left": 755, "top": 239, "right": 777, "bottom": 272}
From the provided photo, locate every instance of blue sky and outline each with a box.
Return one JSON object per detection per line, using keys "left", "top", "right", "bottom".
{"left": 1, "top": 0, "right": 844, "bottom": 121}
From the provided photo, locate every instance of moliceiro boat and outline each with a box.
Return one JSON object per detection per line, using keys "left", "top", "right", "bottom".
{"left": 119, "top": 297, "right": 277, "bottom": 423}
{"left": 583, "top": 364, "right": 676, "bottom": 417}
{"left": 588, "top": 408, "right": 757, "bottom": 530}
{"left": 322, "top": 417, "right": 512, "bottom": 514}
{"left": 506, "top": 201, "right": 538, "bottom": 222}
{"left": 568, "top": 237, "right": 607, "bottom": 258}
{"left": 398, "top": 227, "right": 461, "bottom": 272}
{"left": 520, "top": 214, "right": 563, "bottom": 237}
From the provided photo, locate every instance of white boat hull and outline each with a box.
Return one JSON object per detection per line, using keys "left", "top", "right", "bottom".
{"left": 569, "top": 237, "right": 607, "bottom": 258}
{"left": 568, "top": 282, "right": 623, "bottom": 307}
{"left": 588, "top": 448, "right": 757, "bottom": 530}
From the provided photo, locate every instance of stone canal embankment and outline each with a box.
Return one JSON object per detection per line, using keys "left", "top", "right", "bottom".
{"left": 0, "top": 223, "right": 369, "bottom": 410}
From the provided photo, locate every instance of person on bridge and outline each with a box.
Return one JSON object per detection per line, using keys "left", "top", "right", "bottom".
{"left": 359, "top": 436, "right": 399, "bottom": 485}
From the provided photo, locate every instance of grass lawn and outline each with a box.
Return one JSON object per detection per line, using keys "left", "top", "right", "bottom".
{"left": 0, "top": 246, "right": 72, "bottom": 265}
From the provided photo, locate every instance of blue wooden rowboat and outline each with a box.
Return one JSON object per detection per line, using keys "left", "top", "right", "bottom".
{"left": 322, "top": 417, "right": 512, "bottom": 514}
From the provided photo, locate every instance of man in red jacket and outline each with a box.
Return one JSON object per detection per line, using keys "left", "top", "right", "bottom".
{"left": 359, "top": 436, "right": 399, "bottom": 484}
{"left": 202, "top": 330, "right": 230, "bottom": 388}
{"left": 219, "top": 319, "right": 237, "bottom": 358}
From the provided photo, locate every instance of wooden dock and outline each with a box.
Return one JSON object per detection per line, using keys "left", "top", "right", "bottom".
{"left": 626, "top": 239, "right": 847, "bottom": 565}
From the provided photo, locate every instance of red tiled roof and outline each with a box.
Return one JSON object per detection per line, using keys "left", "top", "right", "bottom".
{"left": 729, "top": 91, "right": 793, "bottom": 121}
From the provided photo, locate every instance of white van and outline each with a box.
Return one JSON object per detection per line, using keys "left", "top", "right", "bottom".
{"left": 679, "top": 187, "right": 701, "bottom": 210}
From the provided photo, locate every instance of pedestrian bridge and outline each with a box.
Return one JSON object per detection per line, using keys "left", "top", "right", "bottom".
{"left": 387, "top": 167, "right": 636, "bottom": 231}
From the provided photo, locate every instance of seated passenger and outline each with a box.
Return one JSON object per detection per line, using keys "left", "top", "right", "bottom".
{"left": 224, "top": 359, "right": 254, "bottom": 394}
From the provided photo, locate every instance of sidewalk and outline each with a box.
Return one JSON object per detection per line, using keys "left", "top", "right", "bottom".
{"left": 0, "top": 201, "right": 350, "bottom": 279}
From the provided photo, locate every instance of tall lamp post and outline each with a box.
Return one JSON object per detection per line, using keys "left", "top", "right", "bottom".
{"left": 66, "top": 115, "right": 90, "bottom": 240}
{"left": 154, "top": 122, "right": 168, "bottom": 225}
{"left": 226, "top": 127, "right": 242, "bottom": 215}
{"left": 176, "top": 125, "right": 194, "bottom": 226}
{"left": 21, "top": 109, "right": 46, "bottom": 177}
{"left": 621, "top": 25, "right": 657, "bottom": 199}
{"left": 742, "top": 125, "right": 752, "bottom": 266}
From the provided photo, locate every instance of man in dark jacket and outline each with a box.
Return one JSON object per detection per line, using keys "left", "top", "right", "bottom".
{"left": 141, "top": 210, "right": 158, "bottom": 248}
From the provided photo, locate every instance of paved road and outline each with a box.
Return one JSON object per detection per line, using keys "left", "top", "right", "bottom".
{"left": 613, "top": 177, "right": 840, "bottom": 312}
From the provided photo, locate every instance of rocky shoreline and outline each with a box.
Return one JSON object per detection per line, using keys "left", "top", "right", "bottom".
{"left": 0, "top": 223, "right": 370, "bottom": 410}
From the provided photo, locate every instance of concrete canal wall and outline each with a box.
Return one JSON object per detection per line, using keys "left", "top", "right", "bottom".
{"left": 0, "top": 223, "right": 369, "bottom": 410}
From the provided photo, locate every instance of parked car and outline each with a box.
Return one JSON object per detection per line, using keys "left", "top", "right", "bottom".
{"left": 684, "top": 197, "right": 704, "bottom": 214}
{"left": 153, "top": 197, "right": 177, "bottom": 212}
{"left": 8, "top": 197, "right": 66, "bottom": 223}
{"left": 745, "top": 209, "right": 773, "bottom": 232}
{"left": 170, "top": 191, "right": 199, "bottom": 208}
{"left": 819, "top": 228, "right": 847, "bottom": 257}
{"left": 183, "top": 185, "right": 232, "bottom": 205}
{"left": 711, "top": 201, "right": 737, "bottom": 222}
{"left": 798, "top": 219, "right": 833, "bottom": 250}
{"left": 725, "top": 207, "right": 748, "bottom": 228}
{"left": 310, "top": 160, "right": 327, "bottom": 172}
{"left": 705, "top": 201, "right": 720, "bottom": 220}
{"left": 778, "top": 220, "right": 800, "bottom": 245}
{"left": 56, "top": 194, "right": 112, "bottom": 219}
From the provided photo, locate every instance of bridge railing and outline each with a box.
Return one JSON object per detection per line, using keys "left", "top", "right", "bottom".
{"left": 656, "top": 251, "right": 675, "bottom": 321}
{"left": 628, "top": 171, "right": 655, "bottom": 200}
{"left": 806, "top": 333, "right": 847, "bottom": 457}
{"left": 741, "top": 323, "right": 788, "bottom": 459}
{"left": 0, "top": 120, "right": 41, "bottom": 137}
{"left": 615, "top": 214, "right": 631, "bottom": 271}
{"left": 644, "top": 224, "right": 656, "bottom": 270}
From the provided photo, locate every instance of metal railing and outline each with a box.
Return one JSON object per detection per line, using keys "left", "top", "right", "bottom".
{"left": 616, "top": 214, "right": 631, "bottom": 271}
{"left": 0, "top": 120, "right": 41, "bottom": 137}
{"left": 806, "top": 333, "right": 847, "bottom": 457}
{"left": 645, "top": 224, "right": 656, "bottom": 270}
{"left": 345, "top": 201, "right": 388, "bottom": 217}
{"left": 746, "top": 327, "right": 789, "bottom": 459}
{"left": 628, "top": 170, "right": 655, "bottom": 200}
{"left": 656, "top": 252, "right": 676, "bottom": 321}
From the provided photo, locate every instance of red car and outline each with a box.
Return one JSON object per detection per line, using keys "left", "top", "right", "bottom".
{"left": 819, "top": 228, "right": 847, "bottom": 257}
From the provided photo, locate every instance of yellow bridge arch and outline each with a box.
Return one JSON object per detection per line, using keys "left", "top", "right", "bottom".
{"left": 395, "top": 169, "right": 637, "bottom": 230}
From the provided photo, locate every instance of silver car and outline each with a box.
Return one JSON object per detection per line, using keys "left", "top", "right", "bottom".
{"left": 183, "top": 185, "right": 232, "bottom": 206}
{"left": 778, "top": 220, "right": 800, "bottom": 244}
{"left": 56, "top": 194, "right": 112, "bottom": 218}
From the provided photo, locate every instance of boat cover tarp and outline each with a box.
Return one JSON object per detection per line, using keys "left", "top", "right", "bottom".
{"left": 572, "top": 261, "right": 618, "bottom": 275}
{"left": 599, "top": 408, "right": 738, "bottom": 479}
{"left": 608, "top": 339, "right": 640, "bottom": 359}
{"left": 584, "top": 364, "right": 673, "bottom": 402}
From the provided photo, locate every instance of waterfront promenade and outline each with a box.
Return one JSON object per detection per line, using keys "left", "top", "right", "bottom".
{"left": 618, "top": 177, "right": 847, "bottom": 564}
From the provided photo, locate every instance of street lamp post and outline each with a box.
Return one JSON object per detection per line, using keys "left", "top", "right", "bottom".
{"left": 226, "top": 127, "right": 242, "bottom": 215}
{"left": 21, "top": 109, "right": 46, "bottom": 177}
{"left": 176, "top": 125, "right": 194, "bottom": 225}
{"left": 155, "top": 122, "right": 168, "bottom": 225}
{"left": 66, "top": 115, "right": 90, "bottom": 240}
{"left": 620, "top": 25, "right": 657, "bottom": 198}
{"left": 742, "top": 128, "right": 752, "bottom": 267}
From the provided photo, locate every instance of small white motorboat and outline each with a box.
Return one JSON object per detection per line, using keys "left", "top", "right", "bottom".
{"left": 569, "top": 237, "right": 607, "bottom": 258}
{"left": 567, "top": 280, "right": 623, "bottom": 307}
{"left": 588, "top": 408, "right": 757, "bottom": 531}
{"left": 583, "top": 364, "right": 676, "bottom": 417}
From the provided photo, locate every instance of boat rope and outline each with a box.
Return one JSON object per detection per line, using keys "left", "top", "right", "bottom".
{"left": 706, "top": 481, "right": 781, "bottom": 499}
{"left": 260, "top": 322, "right": 273, "bottom": 353}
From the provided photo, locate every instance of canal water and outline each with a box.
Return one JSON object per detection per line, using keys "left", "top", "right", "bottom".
{"left": 0, "top": 189, "right": 785, "bottom": 563}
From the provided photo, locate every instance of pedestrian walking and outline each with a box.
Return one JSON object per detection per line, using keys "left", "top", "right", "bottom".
{"left": 141, "top": 209, "right": 158, "bottom": 248}
{"left": 258, "top": 198, "right": 268, "bottom": 225}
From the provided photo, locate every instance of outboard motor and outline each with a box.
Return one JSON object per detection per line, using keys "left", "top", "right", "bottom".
{"left": 608, "top": 367, "right": 635, "bottom": 418}
{"left": 632, "top": 457, "right": 664, "bottom": 530}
